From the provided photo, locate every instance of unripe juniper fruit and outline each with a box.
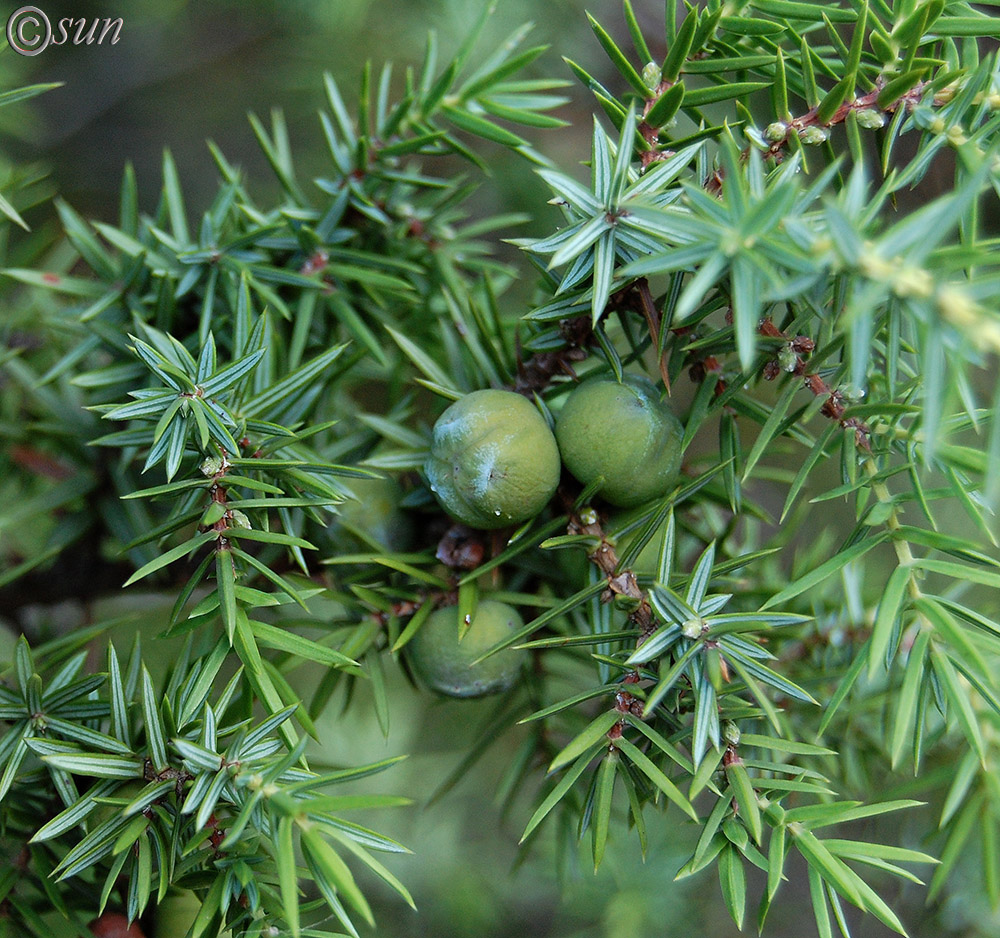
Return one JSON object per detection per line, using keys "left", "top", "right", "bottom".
{"left": 425, "top": 389, "right": 560, "bottom": 530}
{"left": 405, "top": 600, "right": 525, "bottom": 698}
{"left": 154, "top": 889, "right": 201, "bottom": 938}
{"left": 555, "top": 374, "right": 683, "bottom": 507}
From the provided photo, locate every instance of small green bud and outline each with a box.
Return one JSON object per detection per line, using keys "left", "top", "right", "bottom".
{"left": 811, "top": 235, "right": 833, "bottom": 256}
{"left": 230, "top": 509, "right": 252, "bottom": 530}
{"left": 778, "top": 345, "right": 798, "bottom": 373}
{"left": 893, "top": 266, "right": 934, "bottom": 299}
{"left": 946, "top": 124, "right": 968, "bottom": 146}
{"left": 935, "top": 81, "right": 959, "bottom": 104}
{"left": 723, "top": 721, "right": 741, "bottom": 746}
{"left": 613, "top": 592, "right": 642, "bottom": 614}
{"left": 642, "top": 61, "right": 662, "bottom": 91}
{"left": 855, "top": 108, "right": 885, "bottom": 130}
{"left": 580, "top": 507, "right": 598, "bottom": 526}
{"left": 798, "top": 125, "right": 829, "bottom": 146}
{"left": 200, "top": 502, "right": 226, "bottom": 527}
{"left": 682, "top": 617, "right": 707, "bottom": 639}
{"left": 937, "top": 285, "right": 976, "bottom": 325}
{"left": 859, "top": 251, "right": 895, "bottom": 281}
{"left": 764, "top": 121, "right": 788, "bottom": 142}
{"left": 200, "top": 456, "right": 223, "bottom": 477}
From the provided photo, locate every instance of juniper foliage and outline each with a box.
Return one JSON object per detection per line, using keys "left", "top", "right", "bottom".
{"left": 2, "top": 1, "right": 1000, "bottom": 935}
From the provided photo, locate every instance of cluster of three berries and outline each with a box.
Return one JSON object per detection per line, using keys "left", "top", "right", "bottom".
{"left": 407, "top": 375, "right": 683, "bottom": 700}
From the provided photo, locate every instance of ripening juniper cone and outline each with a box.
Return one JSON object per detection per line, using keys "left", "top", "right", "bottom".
{"left": 425, "top": 389, "right": 561, "bottom": 529}
{"left": 153, "top": 890, "right": 201, "bottom": 938}
{"left": 555, "top": 373, "right": 683, "bottom": 507}
{"left": 405, "top": 600, "right": 526, "bottom": 698}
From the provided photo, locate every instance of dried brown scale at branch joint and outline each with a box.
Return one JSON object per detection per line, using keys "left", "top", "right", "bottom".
{"left": 512, "top": 316, "right": 593, "bottom": 397}
{"left": 639, "top": 79, "right": 678, "bottom": 170}
{"left": 514, "top": 278, "right": 664, "bottom": 400}
{"left": 609, "top": 688, "right": 647, "bottom": 746}
{"left": 705, "top": 169, "right": 725, "bottom": 197}
{"left": 700, "top": 82, "right": 943, "bottom": 196}
{"left": 760, "top": 317, "right": 816, "bottom": 379}
{"left": 372, "top": 598, "right": 422, "bottom": 630}
{"left": 686, "top": 311, "right": 732, "bottom": 395}
{"left": 200, "top": 453, "right": 260, "bottom": 545}
{"left": 299, "top": 250, "right": 329, "bottom": 276}
{"left": 578, "top": 528, "right": 655, "bottom": 635}
{"left": 688, "top": 354, "right": 726, "bottom": 397}
{"left": 763, "top": 80, "right": 933, "bottom": 160}
{"left": 144, "top": 760, "right": 190, "bottom": 782}
{"left": 562, "top": 499, "right": 664, "bottom": 744}
{"left": 402, "top": 216, "right": 442, "bottom": 249}
{"left": 564, "top": 500, "right": 658, "bottom": 643}
{"left": 142, "top": 758, "right": 193, "bottom": 805}
{"left": 435, "top": 523, "right": 487, "bottom": 570}
{"left": 204, "top": 812, "right": 226, "bottom": 853}
{"left": 759, "top": 317, "right": 871, "bottom": 449}
{"left": 614, "top": 688, "right": 644, "bottom": 717}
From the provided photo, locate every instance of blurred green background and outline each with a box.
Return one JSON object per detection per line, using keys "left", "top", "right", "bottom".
{"left": 0, "top": 2, "right": 993, "bottom": 936}
{"left": 7, "top": 0, "right": 610, "bottom": 227}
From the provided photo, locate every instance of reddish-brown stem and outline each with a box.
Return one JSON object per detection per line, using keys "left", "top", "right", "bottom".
{"left": 758, "top": 317, "right": 871, "bottom": 449}
{"left": 762, "top": 80, "right": 934, "bottom": 160}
